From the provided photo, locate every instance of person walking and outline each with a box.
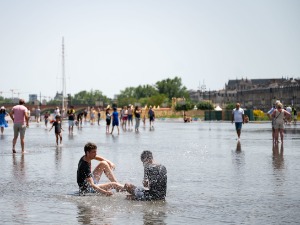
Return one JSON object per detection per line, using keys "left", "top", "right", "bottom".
{"left": 105, "top": 108, "right": 111, "bottom": 133}
{"left": 148, "top": 107, "right": 155, "bottom": 129}
{"left": 110, "top": 107, "right": 120, "bottom": 135}
{"left": 231, "top": 103, "right": 245, "bottom": 140}
{"left": 35, "top": 107, "right": 41, "bottom": 123}
{"left": 9, "top": 99, "right": 29, "bottom": 153}
{"left": 49, "top": 115, "right": 64, "bottom": 145}
{"left": 267, "top": 100, "right": 280, "bottom": 143}
{"left": 67, "top": 106, "right": 76, "bottom": 134}
{"left": 272, "top": 102, "right": 291, "bottom": 144}
{"left": 97, "top": 107, "right": 101, "bottom": 126}
{"left": 44, "top": 111, "right": 50, "bottom": 128}
{"left": 0, "top": 106, "right": 9, "bottom": 134}
{"left": 134, "top": 106, "right": 141, "bottom": 132}
{"left": 127, "top": 105, "right": 133, "bottom": 130}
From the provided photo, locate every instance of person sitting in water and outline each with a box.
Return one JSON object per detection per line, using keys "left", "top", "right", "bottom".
{"left": 183, "top": 112, "right": 191, "bottom": 122}
{"left": 77, "top": 142, "right": 124, "bottom": 195}
{"left": 124, "top": 151, "right": 167, "bottom": 201}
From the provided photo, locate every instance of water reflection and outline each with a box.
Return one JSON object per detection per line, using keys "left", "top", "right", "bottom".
{"left": 143, "top": 202, "right": 167, "bottom": 225}
{"left": 11, "top": 154, "right": 28, "bottom": 224}
{"left": 272, "top": 143, "right": 284, "bottom": 170}
{"left": 236, "top": 141, "right": 241, "bottom": 153}
{"left": 232, "top": 141, "right": 245, "bottom": 170}
{"left": 12, "top": 154, "right": 26, "bottom": 180}
{"left": 76, "top": 203, "right": 93, "bottom": 225}
{"left": 55, "top": 146, "right": 62, "bottom": 169}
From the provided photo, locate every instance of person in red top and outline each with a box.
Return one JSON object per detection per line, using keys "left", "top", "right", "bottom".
{"left": 9, "top": 99, "right": 29, "bottom": 153}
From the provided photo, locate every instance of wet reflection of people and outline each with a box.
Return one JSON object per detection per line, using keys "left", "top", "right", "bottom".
{"left": 236, "top": 141, "right": 242, "bottom": 153}
{"left": 12, "top": 154, "right": 26, "bottom": 179}
{"left": 77, "top": 204, "right": 93, "bottom": 225}
{"left": 232, "top": 141, "right": 245, "bottom": 170}
{"left": 272, "top": 143, "right": 284, "bottom": 170}
{"left": 143, "top": 203, "right": 167, "bottom": 225}
{"left": 12, "top": 154, "right": 28, "bottom": 224}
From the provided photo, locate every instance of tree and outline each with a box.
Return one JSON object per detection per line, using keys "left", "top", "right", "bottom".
{"left": 155, "top": 76, "right": 189, "bottom": 100}
{"left": 72, "top": 90, "right": 109, "bottom": 105}
{"left": 135, "top": 85, "right": 158, "bottom": 98}
{"left": 196, "top": 101, "right": 214, "bottom": 110}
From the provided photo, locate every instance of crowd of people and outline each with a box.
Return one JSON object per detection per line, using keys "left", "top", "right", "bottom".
{"left": 0, "top": 99, "right": 298, "bottom": 150}
{"left": 0, "top": 98, "right": 299, "bottom": 203}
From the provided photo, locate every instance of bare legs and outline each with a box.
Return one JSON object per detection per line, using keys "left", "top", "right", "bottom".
{"left": 110, "top": 126, "right": 119, "bottom": 135}
{"left": 236, "top": 129, "right": 241, "bottom": 139}
{"left": 12, "top": 135, "right": 25, "bottom": 153}
{"left": 92, "top": 161, "right": 118, "bottom": 183}
{"left": 55, "top": 133, "right": 62, "bottom": 145}
{"left": 274, "top": 128, "right": 284, "bottom": 144}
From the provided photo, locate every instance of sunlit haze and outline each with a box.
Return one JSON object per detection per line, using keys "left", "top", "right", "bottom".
{"left": 0, "top": 0, "right": 299, "bottom": 100}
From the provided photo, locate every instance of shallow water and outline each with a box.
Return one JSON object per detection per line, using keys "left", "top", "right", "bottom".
{"left": 0, "top": 120, "right": 300, "bottom": 225}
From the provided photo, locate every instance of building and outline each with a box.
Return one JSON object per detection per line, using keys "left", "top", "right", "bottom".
{"left": 189, "top": 78, "right": 300, "bottom": 111}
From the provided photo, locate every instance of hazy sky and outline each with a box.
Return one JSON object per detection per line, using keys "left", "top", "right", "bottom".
{"left": 0, "top": 0, "right": 299, "bottom": 100}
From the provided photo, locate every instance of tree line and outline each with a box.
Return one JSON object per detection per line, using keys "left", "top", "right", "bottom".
{"left": 1, "top": 76, "right": 215, "bottom": 110}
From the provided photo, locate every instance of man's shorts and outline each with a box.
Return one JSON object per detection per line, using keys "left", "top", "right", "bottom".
{"left": 113, "top": 120, "right": 119, "bottom": 126}
{"left": 149, "top": 116, "right": 154, "bottom": 122}
{"left": 274, "top": 122, "right": 284, "bottom": 129}
{"left": 134, "top": 186, "right": 146, "bottom": 200}
{"left": 68, "top": 120, "right": 75, "bottom": 127}
{"left": 128, "top": 115, "right": 133, "bottom": 121}
{"left": 235, "top": 122, "right": 243, "bottom": 130}
{"left": 13, "top": 123, "right": 26, "bottom": 138}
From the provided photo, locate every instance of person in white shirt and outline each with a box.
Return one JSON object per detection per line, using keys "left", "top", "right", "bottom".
{"left": 231, "top": 103, "right": 245, "bottom": 140}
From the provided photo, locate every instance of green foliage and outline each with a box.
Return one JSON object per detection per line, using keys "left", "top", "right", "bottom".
{"left": 72, "top": 90, "right": 109, "bottom": 105}
{"left": 0, "top": 96, "right": 13, "bottom": 104}
{"left": 225, "top": 103, "right": 236, "bottom": 110}
{"left": 147, "top": 94, "right": 167, "bottom": 107}
{"left": 116, "top": 97, "right": 137, "bottom": 108}
{"left": 155, "top": 76, "right": 190, "bottom": 100}
{"left": 196, "top": 101, "right": 214, "bottom": 110}
{"left": 135, "top": 85, "right": 158, "bottom": 98}
{"left": 175, "top": 101, "right": 194, "bottom": 111}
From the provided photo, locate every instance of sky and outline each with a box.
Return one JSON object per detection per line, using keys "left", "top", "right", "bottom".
{"left": 0, "top": 0, "right": 299, "bottom": 101}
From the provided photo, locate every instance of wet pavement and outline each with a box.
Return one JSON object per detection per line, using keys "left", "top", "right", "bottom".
{"left": 0, "top": 120, "right": 299, "bottom": 224}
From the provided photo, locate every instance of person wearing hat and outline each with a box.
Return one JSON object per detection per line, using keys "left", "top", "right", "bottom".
{"left": 9, "top": 99, "right": 29, "bottom": 153}
{"left": 0, "top": 106, "right": 9, "bottom": 134}
{"left": 272, "top": 102, "right": 291, "bottom": 144}
{"left": 267, "top": 100, "right": 281, "bottom": 143}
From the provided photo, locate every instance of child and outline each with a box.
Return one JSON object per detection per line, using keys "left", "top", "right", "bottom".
{"left": 105, "top": 108, "right": 111, "bottom": 133}
{"left": 0, "top": 106, "right": 9, "bottom": 134}
{"left": 110, "top": 107, "right": 119, "bottom": 135}
{"left": 44, "top": 111, "right": 49, "bottom": 128}
{"left": 49, "top": 115, "right": 64, "bottom": 145}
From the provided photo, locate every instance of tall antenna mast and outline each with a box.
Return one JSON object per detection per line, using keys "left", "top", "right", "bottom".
{"left": 62, "top": 37, "right": 66, "bottom": 114}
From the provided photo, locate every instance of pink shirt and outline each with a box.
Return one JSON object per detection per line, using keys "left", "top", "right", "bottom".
{"left": 12, "top": 105, "right": 28, "bottom": 124}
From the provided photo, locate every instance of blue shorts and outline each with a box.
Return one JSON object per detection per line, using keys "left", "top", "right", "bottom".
{"left": 134, "top": 186, "right": 146, "bottom": 200}
{"left": 128, "top": 115, "right": 133, "bottom": 121}
{"left": 112, "top": 120, "right": 119, "bottom": 126}
{"left": 235, "top": 122, "right": 243, "bottom": 130}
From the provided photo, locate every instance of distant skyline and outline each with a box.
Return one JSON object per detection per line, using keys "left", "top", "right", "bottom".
{"left": 0, "top": 0, "right": 299, "bottom": 101}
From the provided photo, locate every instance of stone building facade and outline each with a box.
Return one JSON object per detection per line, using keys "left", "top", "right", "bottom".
{"left": 189, "top": 78, "right": 300, "bottom": 111}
